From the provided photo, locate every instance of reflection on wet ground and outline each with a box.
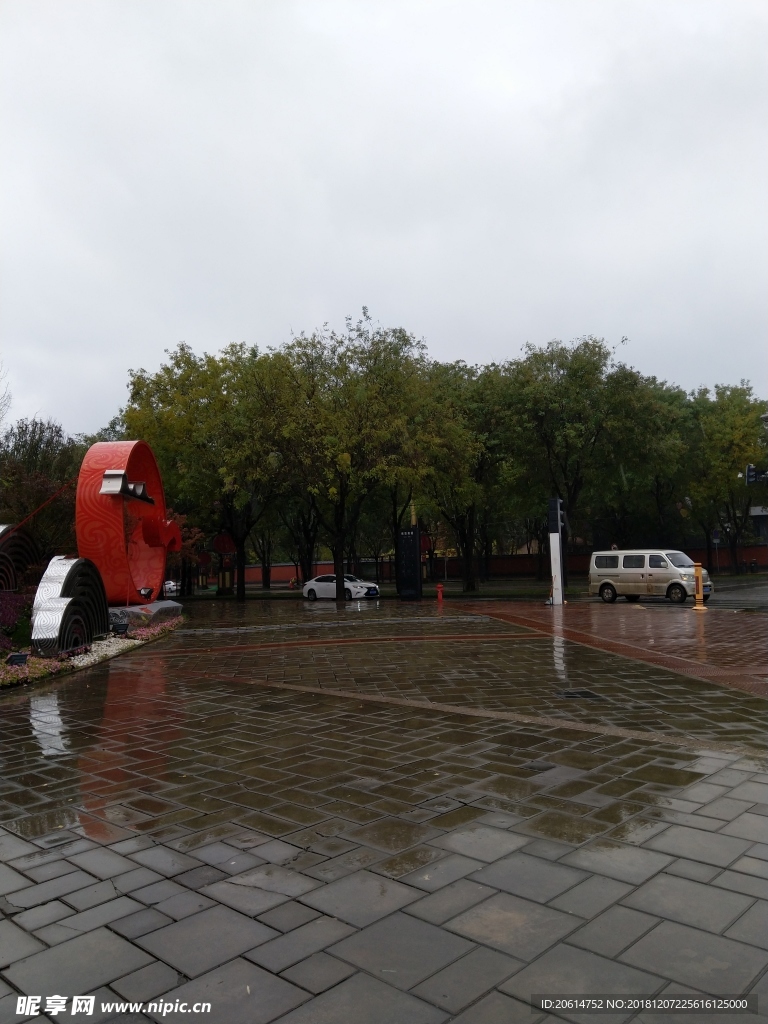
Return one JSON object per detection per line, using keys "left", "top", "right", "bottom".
{"left": 0, "top": 600, "right": 767, "bottom": 1022}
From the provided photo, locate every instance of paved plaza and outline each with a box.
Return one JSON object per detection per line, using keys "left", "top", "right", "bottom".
{"left": 1, "top": 599, "right": 768, "bottom": 1022}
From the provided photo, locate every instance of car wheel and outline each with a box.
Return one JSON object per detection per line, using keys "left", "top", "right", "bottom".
{"left": 625, "top": 595, "right": 640, "bottom": 602}
{"left": 344, "top": 588, "right": 352, "bottom": 601}
{"left": 599, "top": 583, "right": 617, "bottom": 603}
{"left": 307, "top": 589, "right": 317, "bottom": 601}
{"left": 703, "top": 594, "right": 711, "bottom": 603}
{"left": 668, "top": 584, "right": 687, "bottom": 604}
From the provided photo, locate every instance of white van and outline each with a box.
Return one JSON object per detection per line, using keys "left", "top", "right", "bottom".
{"left": 589, "top": 550, "right": 713, "bottom": 604}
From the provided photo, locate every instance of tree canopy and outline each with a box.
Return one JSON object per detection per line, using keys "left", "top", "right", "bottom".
{"left": 2, "top": 324, "right": 766, "bottom": 594}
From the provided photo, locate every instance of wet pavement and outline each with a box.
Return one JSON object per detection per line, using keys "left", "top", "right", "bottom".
{"left": 1, "top": 600, "right": 768, "bottom": 1023}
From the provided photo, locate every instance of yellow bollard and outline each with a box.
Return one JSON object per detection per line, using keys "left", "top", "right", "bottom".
{"left": 693, "top": 562, "right": 707, "bottom": 612}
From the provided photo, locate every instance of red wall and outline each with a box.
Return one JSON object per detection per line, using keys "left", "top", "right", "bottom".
{"left": 231, "top": 545, "right": 767, "bottom": 585}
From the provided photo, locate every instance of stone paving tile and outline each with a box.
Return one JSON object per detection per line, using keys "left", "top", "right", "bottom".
{"left": 110, "top": 907, "right": 174, "bottom": 938}
{"left": 229, "top": 863, "right": 321, "bottom": 896}
{"left": 405, "top": 879, "right": 497, "bottom": 925}
{"left": 0, "top": 833, "right": 37, "bottom": 860}
{"left": 279, "top": 951, "right": 357, "bottom": 993}
{"left": 724, "top": 900, "right": 768, "bottom": 948}
{"left": 12, "top": 901, "right": 74, "bottom": 932}
{"left": 136, "top": 905, "right": 277, "bottom": 977}
{"left": 257, "top": 901, "right": 321, "bottom": 932}
{"left": 113, "top": 867, "right": 165, "bottom": 893}
{"left": 445, "top": 892, "right": 583, "bottom": 959}
{"left": 449, "top": 990, "right": 547, "bottom": 1024}
{"left": 34, "top": 895, "right": 143, "bottom": 943}
{"left": 430, "top": 825, "right": 530, "bottom": 862}
{"left": 566, "top": 906, "right": 660, "bottom": 957}
{"left": 131, "top": 879, "right": 186, "bottom": 904}
{"left": 399, "top": 852, "right": 484, "bottom": 891}
{"left": 2, "top": 926, "right": 153, "bottom": 993}
{"left": 153, "top": 890, "right": 215, "bottom": 919}
{"left": 411, "top": 946, "right": 522, "bottom": 1011}
{"left": 270, "top": 971, "right": 447, "bottom": 1024}
{"left": 299, "top": 869, "right": 421, "bottom": 926}
{"left": 643, "top": 824, "right": 753, "bottom": 866}
{"left": 24, "top": 859, "right": 78, "bottom": 883}
{"left": 0, "top": 919, "right": 44, "bottom": 967}
{"left": 327, "top": 911, "right": 473, "bottom": 990}
{"left": 246, "top": 916, "right": 356, "bottom": 972}
{"left": 174, "top": 864, "right": 228, "bottom": 888}
{"left": 128, "top": 846, "right": 204, "bottom": 876}
{"left": 549, "top": 875, "right": 634, "bottom": 918}
{"left": 560, "top": 840, "right": 674, "bottom": 884}
{"left": 722, "top": 812, "right": 768, "bottom": 843}
{"left": 500, "top": 944, "right": 664, "bottom": 1021}
{"left": 144, "top": 957, "right": 309, "bottom": 1024}
{"left": 621, "top": 873, "right": 754, "bottom": 932}
{"left": 712, "top": 870, "right": 768, "bottom": 899}
{"left": 111, "top": 960, "right": 180, "bottom": 1001}
{"left": 200, "top": 880, "right": 289, "bottom": 915}
{"left": 730, "top": 855, "right": 768, "bottom": 879}
{"left": 620, "top": 920, "right": 768, "bottom": 992}
{"left": 68, "top": 847, "right": 137, "bottom": 878}
{"left": 469, "top": 852, "right": 588, "bottom": 903}
{"left": 3, "top": 870, "right": 98, "bottom": 908}
{"left": 344, "top": 818, "right": 439, "bottom": 853}
{"left": 663, "top": 858, "right": 721, "bottom": 882}
{"left": 62, "top": 879, "right": 119, "bottom": 910}
{"left": 303, "top": 846, "right": 386, "bottom": 880}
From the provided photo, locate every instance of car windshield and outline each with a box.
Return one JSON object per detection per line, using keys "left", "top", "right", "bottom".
{"left": 344, "top": 575, "right": 361, "bottom": 582}
{"left": 665, "top": 552, "right": 694, "bottom": 568}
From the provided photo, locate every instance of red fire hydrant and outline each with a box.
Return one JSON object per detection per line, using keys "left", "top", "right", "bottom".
{"left": 436, "top": 583, "right": 444, "bottom": 603}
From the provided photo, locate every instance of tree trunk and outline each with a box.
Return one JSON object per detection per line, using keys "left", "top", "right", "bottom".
{"left": 261, "top": 558, "right": 271, "bottom": 589}
{"left": 461, "top": 505, "right": 477, "bottom": 592}
{"left": 235, "top": 540, "right": 246, "bottom": 601}
{"left": 334, "top": 537, "right": 346, "bottom": 603}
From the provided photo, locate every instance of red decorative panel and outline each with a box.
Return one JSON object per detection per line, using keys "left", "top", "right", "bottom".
{"left": 76, "top": 441, "right": 181, "bottom": 606}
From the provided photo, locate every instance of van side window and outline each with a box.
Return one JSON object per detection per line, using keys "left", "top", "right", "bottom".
{"left": 594, "top": 556, "right": 618, "bottom": 569}
{"left": 649, "top": 555, "right": 668, "bottom": 569}
{"left": 622, "top": 555, "right": 645, "bottom": 568}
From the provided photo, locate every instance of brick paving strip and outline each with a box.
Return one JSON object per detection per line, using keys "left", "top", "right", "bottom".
{"left": 2, "top": 603, "right": 768, "bottom": 1023}
{"left": 156, "top": 633, "right": 548, "bottom": 657}
{"left": 226, "top": 676, "right": 768, "bottom": 758}
{"left": 465, "top": 603, "right": 768, "bottom": 697}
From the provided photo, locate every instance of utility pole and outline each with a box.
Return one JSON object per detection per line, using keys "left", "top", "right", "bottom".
{"left": 548, "top": 497, "right": 565, "bottom": 606}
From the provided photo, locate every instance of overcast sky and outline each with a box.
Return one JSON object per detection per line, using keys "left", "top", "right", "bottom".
{"left": 1, "top": 0, "right": 766, "bottom": 434}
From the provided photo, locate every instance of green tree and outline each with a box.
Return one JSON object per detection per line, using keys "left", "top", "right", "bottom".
{"left": 281, "top": 314, "right": 426, "bottom": 601}
{"left": 126, "top": 343, "right": 289, "bottom": 600}
{"left": 686, "top": 385, "right": 768, "bottom": 571}
{"left": 0, "top": 418, "right": 85, "bottom": 562}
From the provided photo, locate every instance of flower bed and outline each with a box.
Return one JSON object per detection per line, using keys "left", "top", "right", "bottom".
{"left": 0, "top": 615, "right": 183, "bottom": 688}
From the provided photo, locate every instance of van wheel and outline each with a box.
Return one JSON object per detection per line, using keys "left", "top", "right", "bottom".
{"left": 625, "top": 595, "right": 640, "bottom": 602}
{"left": 668, "top": 584, "right": 687, "bottom": 604}
{"left": 307, "top": 589, "right": 317, "bottom": 601}
{"left": 599, "top": 583, "right": 617, "bottom": 603}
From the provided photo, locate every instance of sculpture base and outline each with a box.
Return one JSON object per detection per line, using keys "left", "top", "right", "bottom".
{"left": 109, "top": 600, "right": 183, "bottom": 629}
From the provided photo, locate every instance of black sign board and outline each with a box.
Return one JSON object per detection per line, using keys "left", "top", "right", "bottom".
{"left": 397, "top": 528, "right": 422, "bottom": 600}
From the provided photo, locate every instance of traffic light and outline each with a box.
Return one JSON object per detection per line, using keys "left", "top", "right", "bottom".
{"left": 548, "top": 497, "right": 565, "bottom": 534}
{"left": 746, "top": 465, "right": 768, "bottom": 485}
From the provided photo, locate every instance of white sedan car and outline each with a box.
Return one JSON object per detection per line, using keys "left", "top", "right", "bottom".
{"left": 163, "top": 580, "right": 179, "bottom": 595}
{"left": 303, "top": 574, "right": 379, "bottom": 600}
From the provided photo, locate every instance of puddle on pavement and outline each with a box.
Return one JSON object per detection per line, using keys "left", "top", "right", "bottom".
{"left": 375, "top": 845, "right": 444, "bottom": 878}
{"left": 519, "top": 811, "right": 610, "bottom": 844}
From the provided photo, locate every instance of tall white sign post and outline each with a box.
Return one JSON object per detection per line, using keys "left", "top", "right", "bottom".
{"left": 548, "top": 497, "right": 564, "bottom": 606}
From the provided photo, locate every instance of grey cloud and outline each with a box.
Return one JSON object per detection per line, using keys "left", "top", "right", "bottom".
{"left": 1, "top": 0, "right": 766, "bottom": 432}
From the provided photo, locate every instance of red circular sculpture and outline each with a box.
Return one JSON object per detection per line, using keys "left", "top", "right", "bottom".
{"left": 76, "top": 441, "right": 182, "bottom": 605}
